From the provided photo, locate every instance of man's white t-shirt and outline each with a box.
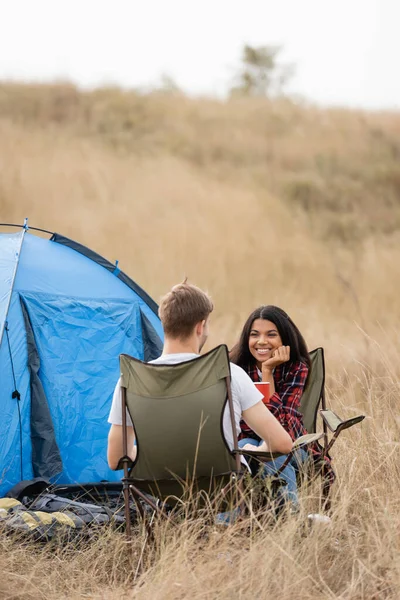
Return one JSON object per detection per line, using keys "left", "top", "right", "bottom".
{"left": 108, "top": 353, "right": 263, "bottom": 463}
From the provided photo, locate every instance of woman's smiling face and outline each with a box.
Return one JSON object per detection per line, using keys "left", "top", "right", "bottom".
{"left": 248, "top": 318, "right": 283, "bottom": 367}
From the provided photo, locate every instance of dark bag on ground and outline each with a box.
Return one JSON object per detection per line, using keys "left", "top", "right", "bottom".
{"left": 1, "top": 479, "right": 127, "bottom": 541}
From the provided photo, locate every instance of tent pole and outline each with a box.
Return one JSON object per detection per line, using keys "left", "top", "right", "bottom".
{"left": 0, "top": 221, "right": 27, "bottom": 347}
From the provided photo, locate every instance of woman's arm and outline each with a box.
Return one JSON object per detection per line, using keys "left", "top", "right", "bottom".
{"left": 242, "top": 401, "right": 293, "bottom": 454}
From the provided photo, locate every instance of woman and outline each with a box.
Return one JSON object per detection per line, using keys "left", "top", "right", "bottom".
{"left": 230, "top": 305, "right": 333, "bottom": 510}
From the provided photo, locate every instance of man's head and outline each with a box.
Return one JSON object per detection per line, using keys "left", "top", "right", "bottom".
{"left": 159, "top": 281, "right": 213, "bottom": 352}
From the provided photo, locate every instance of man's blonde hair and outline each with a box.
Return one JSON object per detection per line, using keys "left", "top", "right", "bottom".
{"left": 158, "top": 281, "right": 213, "bottom": 339}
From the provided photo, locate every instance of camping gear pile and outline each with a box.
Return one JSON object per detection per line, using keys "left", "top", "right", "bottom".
{"left": 0, "top": 478, "right": 139, "bottom": 541}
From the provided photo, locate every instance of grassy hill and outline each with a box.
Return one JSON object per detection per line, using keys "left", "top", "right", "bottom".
{"left": 0, "top": 83, "right": 399, "bottom": 599}
{"left": 1, "top": 83, "right": 400, "bottom": 354}
{"left": 1, "top": 82, "right": 400, "bottom": 237}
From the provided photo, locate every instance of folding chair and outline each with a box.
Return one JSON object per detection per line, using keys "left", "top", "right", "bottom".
{"left": 239, "top": 347, "right": 365, "bottom": 512}
{"left": 302, "top": 347, "right": 365, "bottom": 458}
{"left": 264, "top": 347, "right": 365, "bottom": 504}
{"left": 118, "top": 344, "right": 249, "bottom": 538}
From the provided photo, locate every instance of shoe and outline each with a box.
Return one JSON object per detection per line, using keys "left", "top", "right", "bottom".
{"left": 307, "top": 513, "right": 331, "bottom": 525}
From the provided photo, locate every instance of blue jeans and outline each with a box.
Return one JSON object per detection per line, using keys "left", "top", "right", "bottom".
{"left": 239, "top": 437, "right": 309, "bottom": 509}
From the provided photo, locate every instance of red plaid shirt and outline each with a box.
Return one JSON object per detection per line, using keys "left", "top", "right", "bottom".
{"left": 239, "top": 361, "right": 335, "bottom": 485}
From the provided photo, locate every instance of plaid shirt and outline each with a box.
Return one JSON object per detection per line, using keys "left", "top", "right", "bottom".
{"left": 239, "top": 361, "right": 335, "bottom": 485}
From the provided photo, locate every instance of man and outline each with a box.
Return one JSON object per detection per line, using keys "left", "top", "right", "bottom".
{"left": 107, "top": 281, "right": 292, "bottom": 470}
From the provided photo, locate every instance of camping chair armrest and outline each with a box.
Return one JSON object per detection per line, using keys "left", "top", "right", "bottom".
{"left": 320, "top": 409, "right": 365, "bottom": 433}
{"left": 233, "top": 449, "right": 283, "bottom": 462}
{"left": 292, "top": 432, "right": 324, "bottom": 450}
{"left": 233, "top": 433, "right": 323, "bottom": 463}
{"left": 320, "top": 410, "right": 365, "bottom": 455}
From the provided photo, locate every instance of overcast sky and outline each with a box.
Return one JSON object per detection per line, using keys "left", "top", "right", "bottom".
{"left": 1, "top": 0, "right": 399, "bottom": 109}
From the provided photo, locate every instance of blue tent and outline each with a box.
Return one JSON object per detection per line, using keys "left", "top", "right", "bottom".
{"left": 0, "top": 222, "right": 163, "bottom": 497}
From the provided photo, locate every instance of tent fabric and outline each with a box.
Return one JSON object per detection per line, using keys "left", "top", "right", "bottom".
{"left": 0, "top": 292, "right": 33, "bottom": 489}
{"left": 140, "top": 310, "right": 163, "bottom": 362}
{"left": 20, "top": 297, "right": 63, "bottom": 480}
{"left": 0, "top": 227, "right": 163, "bottom": 497}
{"left": 0, "top": 231, "right": 25, "bottom": 344}
{"left": 51, "top": 233, "right": 159, "bottom": 316}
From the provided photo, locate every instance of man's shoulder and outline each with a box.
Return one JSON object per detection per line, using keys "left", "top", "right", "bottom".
{"left": 149, "top": 353, "right": 199, "bottom": 365}
{"left": 229, "top": 363, "right": 250, "bottom": 379}
{"left": 229, "top": 363, "right": 263, "bottom": 407}
{"left": 230, "top": 362, "right": 252, "bottom": 381}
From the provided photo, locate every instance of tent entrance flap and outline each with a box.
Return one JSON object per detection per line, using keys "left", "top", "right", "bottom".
{"left": 0, "top": 231, "right": 25, "bottom": 346}
{"left": 19, "top": 291, "right": 146, "bottom": 486}
{"left": 20, "top": 297, "right": 63, "bottom": 480}
{"left": 140, "top": 309, "right": 163, "bottom": 361}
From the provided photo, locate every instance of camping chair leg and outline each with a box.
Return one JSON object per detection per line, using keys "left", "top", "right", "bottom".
{"left": 123, "top": 479, "right": 132, "bottom": 539}
{"left": 122, "top": 453, "right": 133, "bottom": 539}
{"left": 128, "top": 485, "right": 154, "bottom": 540}
{"left": 128, "top": 482, "right": 177, "bottom": 533}
{"left": 121, "top": 388, "right": 134, "bottom": 540}
{"left": 323, "top": 430, "right": 340, "bottom": 457}
{"left": 320, "top": 464, "right": 332, "bottom": 512}
{"left": 320, "top": 388, "right": 329, "bottom": 451}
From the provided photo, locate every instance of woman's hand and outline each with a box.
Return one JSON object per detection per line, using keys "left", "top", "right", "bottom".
{"left": 261, "top": 345, "right": 290, "bottom": 373}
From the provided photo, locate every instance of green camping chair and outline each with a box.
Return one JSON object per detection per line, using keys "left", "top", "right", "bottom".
{"left": 260, "top": 347, "right": 365, "bottom": 504}
{"left": 118, "top": 345, "right": 245, "bottom": 537}
{"left": 300, "top": 347, "right": 365, "bottom": 463}
{"left": 302, "top": 347, "right": 365, "bottom": 453}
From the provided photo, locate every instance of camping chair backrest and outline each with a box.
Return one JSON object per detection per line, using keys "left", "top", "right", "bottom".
{"left": 299, "top": 347, "right": 325, "bottom": 434}
{"left": 119, "top": 345, "right": 238, "bottom": 494}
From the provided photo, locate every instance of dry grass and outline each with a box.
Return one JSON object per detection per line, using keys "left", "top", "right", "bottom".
{"left": 0, "top": 83, "right": 399, "bottom": 598}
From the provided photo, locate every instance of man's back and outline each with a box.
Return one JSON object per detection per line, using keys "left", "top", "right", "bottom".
{"left": 149, "top": 353, "right": 263, "bottom": 452}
